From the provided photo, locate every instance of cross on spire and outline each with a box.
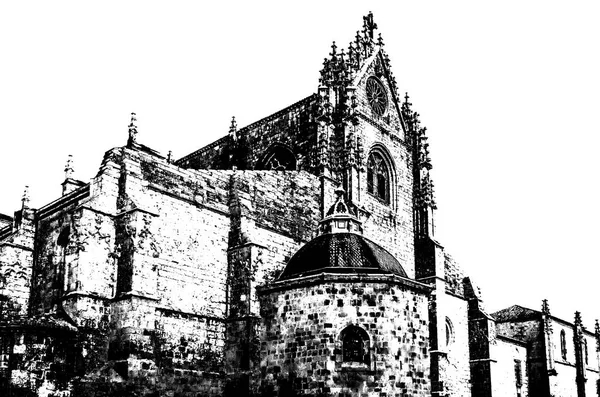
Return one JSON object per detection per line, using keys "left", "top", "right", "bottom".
{"left": 363, "top": 12, "right": 377, "bottom": 39}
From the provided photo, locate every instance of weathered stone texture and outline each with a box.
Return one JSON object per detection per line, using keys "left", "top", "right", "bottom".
{"left": 259, "top": 277, "right": 430, "bottom": 397}
{"left": 440, "top": 294, "right": 471, "bottom": 396}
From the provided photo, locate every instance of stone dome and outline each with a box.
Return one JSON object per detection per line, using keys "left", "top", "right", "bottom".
{"left": 278, "top": 233, "right": 407, "bottom": 280}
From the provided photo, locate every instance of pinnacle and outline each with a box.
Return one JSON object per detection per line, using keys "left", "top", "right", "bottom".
{"left": 229, "top": 116, "right": 238, "bottom": 142}
{"left": 22, "top": 185, "right": 30, "bottom": 208}
{"left": 541, "top": 299, "right": 551, "bottom": 315}
{"left": 128, "top": 112, "right": 138, "bottom": 146}
{"left": 64, "top": 154, "right": 74, "bottom": 180}
{"left": 330, "top": 41, "right": 338, "bottom": 58}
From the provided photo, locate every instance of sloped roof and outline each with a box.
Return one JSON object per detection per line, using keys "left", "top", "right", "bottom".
{"left": 492, "top": 305, "right": 542, "bottom": 323}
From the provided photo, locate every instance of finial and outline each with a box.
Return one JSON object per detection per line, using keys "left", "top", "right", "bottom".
{"left": 127, "top": 112, "right": 138, "bottom": 146}
{"left": 167, "top": 150, "right": 173, "bottom": 164}
{"left": 363, "top": 12, "right": 377, "bottom": 39}
{"left": 229, "top": 116, "right": 238, "bottom": 142}
{"left": 22, "top": 185, "right": 30, "bottom": 209}
{"left": 404, "top": 92, "right": 410, "bottom": 103}
{"left": 542, "top": 299, "right": 550, "bottom": 315}
{"left": 377, "top": 33, "right": 384, "bottom": 46}
{"left": 64, "top": 154, "right": 74, "bottom": 180}
{"left": 574, "top": 311, "right": 583, "bottom": 327}
{"left": 330, "top": 41, "right": 337, "bottom": 57}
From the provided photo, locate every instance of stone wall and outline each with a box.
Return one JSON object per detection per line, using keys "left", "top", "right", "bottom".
{"left": 490, "top": 337, "right": 528, "bottom": 397}
{"left": 496, "top": 318, "right": 549, "bottom": 396}
{"left": 548, "top": 319, "right": 599, "bottom": 397}
{"left": 258, "top": 274, "right": 431, "bottom": 397}
{"left": 440, "top": 293, "right": 471, "bottom": 396}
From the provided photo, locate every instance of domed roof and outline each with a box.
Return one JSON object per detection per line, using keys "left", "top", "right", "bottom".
{"left": 278, "top": 233, "right": 407, "bottom": 280}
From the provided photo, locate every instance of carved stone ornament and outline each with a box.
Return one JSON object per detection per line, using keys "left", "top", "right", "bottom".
{"left": 366, "top": 76, "right": 387, "bottom": 116}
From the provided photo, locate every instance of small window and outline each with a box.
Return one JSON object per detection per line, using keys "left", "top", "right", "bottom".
{"left": 560, "top": 330, "right": 567, "bottom": 360}
{"left": 57, "top": 226, "right": 70, "bottom": 247}
{"left": 367, "top": 152, "right": 390, "bottom": 203}
{"left": 341, "top": 326, "right": 369, "bottom": 364}
{"left": 445, "top": 317, "right": 454, "bottom": 347}
{"left": 514, "top": 359, "right": 522, "bottom": 387}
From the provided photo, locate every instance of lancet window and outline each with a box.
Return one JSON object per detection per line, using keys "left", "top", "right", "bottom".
{"left": 560, "top": 330, "right": 567, "bottom": 360}
{"left": 367, "top": 151, "right": 390, "bottom": 203}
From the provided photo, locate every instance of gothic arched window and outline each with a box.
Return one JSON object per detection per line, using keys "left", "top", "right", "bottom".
{"left": 341, "top": 326, "right": 370, "bottom": 364}
{"left": 367, "top": 151, "right": 390, "bottom": 203}
{"left": 257, "top": 145, "right": 296, "bottom": 171}
{"left": 560, "top": 330, "right": 567, "bottom": 360}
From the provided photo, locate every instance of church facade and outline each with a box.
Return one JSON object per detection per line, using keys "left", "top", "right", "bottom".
{"left": 0, "top": 13, "right": 598, "bottom": 397}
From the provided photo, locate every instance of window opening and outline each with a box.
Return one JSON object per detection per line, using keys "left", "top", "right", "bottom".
{"left": 341, "top": 326, "right": 369, "bottom": 364}
{"left": 367, "top": 152, "right": 389, "bottom": 203}
{"left": 560, "top": 330, "right": 567, "bottom": 360}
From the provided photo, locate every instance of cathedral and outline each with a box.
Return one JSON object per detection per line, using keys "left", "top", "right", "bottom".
{"left": 0, "top": 12, "right": 598, "bottom": 397}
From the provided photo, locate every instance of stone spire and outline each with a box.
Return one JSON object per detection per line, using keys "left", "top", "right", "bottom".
{"left": 319, "top": 188, "right": 362, "bottom": 235}
{"left": 64, "top": 154, "right": 74, "bottom": 180}
{"left": 21, "top": 185, "right": 30, "bottom": 209}
{"left": 541, "top": 298, "right": 550, "bottom": 313}
{"left": 542, "top": 299, "right": 552, "bottom": 331}
{"left": 363, "top": 11, "right": 377, "bottom": 40}
{"left": 127, "top": 112, "right": 138, "bottom": 147}
{"left": 541, "top": 299, "right": 556, "bottom": 374}
{"left": 228, "top": 116, "right": 238, "bottom": 142}
{"left": 574, "top": 311, "right": 587, "bottom": 394}
{"left": 595, "top": 320, "right": 600, "bottom": 352}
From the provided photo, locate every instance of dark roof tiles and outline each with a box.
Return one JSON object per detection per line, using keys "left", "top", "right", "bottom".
{"left": 278, "top": 232, "right": 407, "bottom": 280}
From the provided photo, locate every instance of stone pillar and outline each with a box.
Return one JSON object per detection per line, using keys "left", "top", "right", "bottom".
{"left": 542, "top": 299, "right": 557, "bottom": 375}
{"left": 574, "top": 311, "right": 587, "bottom": 397}
{"left": 464, "top": 277, "right": 494, "bottom": 397}
{"left": 317, "top": 85, "right": 337, "bottom": 219}
{"left": 224, "top": 173, "right": 262, "bottom": 396}
{"left": 595, "top": 320, "right": 600, "bottom": 397}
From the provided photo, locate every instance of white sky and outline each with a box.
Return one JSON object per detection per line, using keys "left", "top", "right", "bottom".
{"left": 1, "top": 1, "right": 599, "bottom": 328}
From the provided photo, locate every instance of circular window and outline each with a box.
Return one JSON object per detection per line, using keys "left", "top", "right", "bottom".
{"left": 366, "top": 76, "right": 388, "bottom": 116}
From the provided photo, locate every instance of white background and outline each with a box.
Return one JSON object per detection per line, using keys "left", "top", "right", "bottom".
{"left": 1, "top": 1, "right": 599, "bottom": 327}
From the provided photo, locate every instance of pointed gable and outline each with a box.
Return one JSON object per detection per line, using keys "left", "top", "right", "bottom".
{"left": 318, "top": 12, "right": 407, "bottom": 140}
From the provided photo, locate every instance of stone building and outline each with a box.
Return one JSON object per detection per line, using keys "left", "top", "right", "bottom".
{"left": 0, "top": 12, "right": 597, "bottom": 397}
